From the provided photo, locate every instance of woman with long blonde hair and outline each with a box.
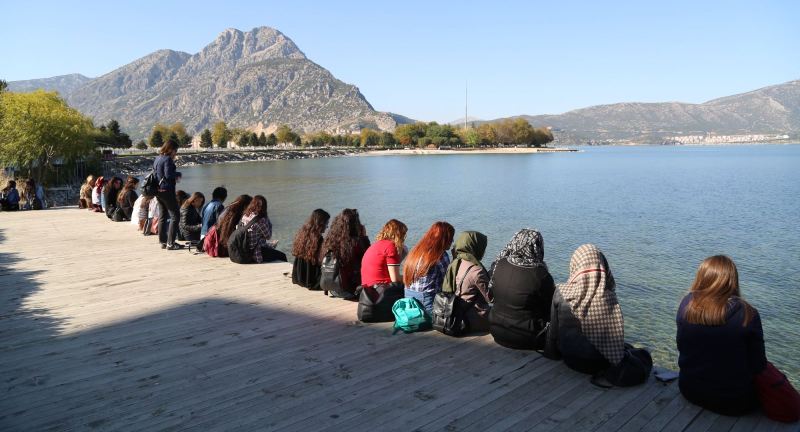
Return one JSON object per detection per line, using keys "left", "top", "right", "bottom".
{"left": 676, "top": 255, "right": 766, "bottom": 416}
{"left": 360, "top": 219, "right": 408, "bottom": 288}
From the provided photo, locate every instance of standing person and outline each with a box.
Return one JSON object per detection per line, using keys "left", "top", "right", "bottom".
{"left": 201, "top": 187, "right": 227, "bottom": 240}
{"left": 488, "top": 229, "right": 556, "bottom": 350}
{"left": 214, "top": 194, "right": 253, "bottom": 257}
{"left": 291, "top": 209, "right": 331, "bottom": 289}
{"left": 442, "top": 231, "right": 493, "bottom": 332}
{"left": 179, "top": 192, "right": 205, "bottom": 243}
{"left": 239, "top": 195, "right": 287, "bottom": 263}
{"left": 115, "top": 176, "right": 139, "bottom": 221}
{"left": 153, "top": 139, "right": 183, "bottom": 250}
{"left": 403, "top": 221, "right": 455, "bottom": 313}
{"left": 79, "top": 175, "right": 94, "bottom": 209}
{"left": 675, "top": 256, "right": 798, "bottom": 416}
{"left": 320, "top": 209, "right": 371, "bottom": 298}
{"left": 361, "top": 219, "right": 408, "bottom": 287}
{"left": 0, "top": 180, "right": 20, "bottom": 211}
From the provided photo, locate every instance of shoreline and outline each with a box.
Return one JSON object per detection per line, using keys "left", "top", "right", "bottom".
{"left": 364, "top": 147, "right": 577, "bottom": 156}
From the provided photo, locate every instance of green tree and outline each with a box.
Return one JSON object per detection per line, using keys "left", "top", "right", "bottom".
{"left": 0, "top": 90, "right": 96, "bottom": 180}
{"left": 379, "top": 132, "right": 396, "bottom": 148}
{"left": 457, "top": 128, "right": 480, "bottom": 147}
{"left": 168, "top": 132, "right": 180, "bottom": 148}
{"left": 107, "top": 120, "right": 121, "bottom": 137}
{"left": 237, "top": 133, "right": 250, "bottom": 147}
{"left": 249, "top": 132, "right": 259, "bottom": 147}
{"left": 266, "top": 133, "right": 277, "bottom": 146}
{"left": 292, "top": 135, "right": 302, "bottom": 146}
{"left": 0, "top": 79, "right": 7, "bottom": 92}
{"left": 275, "top": 124, "right": 296, "bottom": 144}
{"left": 359, "top": 129, "right": 380, "bottom": 147}
{"left": 212, "top": 121, "right": 229, "bottom": 148}
{"left": 135, "top": 140, "right": 147, "bottom": 150}
{"left": 257, "top": 132, "right": 267, "bottom": 147}
{"left": 150, "top": 130, "right": 164, "bottom": 148}
{"left": 200, "top": 129, "right": 213, "bottom": 148}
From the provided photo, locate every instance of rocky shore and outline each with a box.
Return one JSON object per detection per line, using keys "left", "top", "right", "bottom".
{"left": 108, "top": 148, "right": 366, "bottom": 177}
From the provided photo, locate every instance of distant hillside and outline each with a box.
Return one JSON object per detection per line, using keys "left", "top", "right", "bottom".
{"left": 9, "top": 27, "right": 399, "bottom": 139}
{"left": 498, "top": 80, "right": 800, "bottom": 144}
{"left": 7, "top": 74, "right": 92, "bottom": 97}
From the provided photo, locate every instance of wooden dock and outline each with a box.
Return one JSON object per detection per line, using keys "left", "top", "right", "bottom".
{"left": 0, "top": 209, "right": 797, "bottom": 431}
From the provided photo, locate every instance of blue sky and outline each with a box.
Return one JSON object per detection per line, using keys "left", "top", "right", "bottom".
{"left": 1, "top": 0, "right": 798, "bottom": 122}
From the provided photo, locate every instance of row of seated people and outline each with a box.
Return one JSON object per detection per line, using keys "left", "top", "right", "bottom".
{"left": 1, "top": 178, "right": 46, "bottom": 211}
{"left": 288, "top": 211, "right": 799, "bottom": 420}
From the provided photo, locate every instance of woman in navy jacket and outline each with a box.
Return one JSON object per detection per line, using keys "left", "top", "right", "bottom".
{"left": 153, "top": 139, "right": 183, "bottom": 249}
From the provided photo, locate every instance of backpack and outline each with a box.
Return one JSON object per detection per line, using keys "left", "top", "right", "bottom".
{"left": 431, "top": 263, "right": 475, "bottom": 337}
{"left": 591, "top": 344, "right": 653, "bottom": 388}
{"left": 228, "top": 217, "right": 259, "bottom": 264}
{"left": 204, "top": 225, "right": 221, "bottom": 257}
{"left": 320, "top": 251, "right": 351, "bottom": 298}
{"left": 356, "top": 283, "right": 405, "bottom": 322}
{"left": 392, "top": 298, "right": 431, "bottom": 333}
{"left": 141, "top": 171, "right": 159, "bottom": 197}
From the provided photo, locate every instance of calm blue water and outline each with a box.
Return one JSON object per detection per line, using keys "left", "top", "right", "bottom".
{"left": 179, "top": 145, "right": 800, "bottom": 380}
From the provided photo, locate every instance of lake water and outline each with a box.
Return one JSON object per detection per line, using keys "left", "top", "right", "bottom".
{"left": 178, "top": 145, "right": 800, "bottom": 381}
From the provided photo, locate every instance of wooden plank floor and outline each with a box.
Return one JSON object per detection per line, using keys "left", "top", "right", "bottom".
{"left": 0, "top": 209, "right": 797, "bottom": 432}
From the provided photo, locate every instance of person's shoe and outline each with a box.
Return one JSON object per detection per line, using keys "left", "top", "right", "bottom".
{"left": 166, "top": 243, "right": 185, "bottom": 250}
{"left": 161, "top": 243, "right": 167, "bottom": 249}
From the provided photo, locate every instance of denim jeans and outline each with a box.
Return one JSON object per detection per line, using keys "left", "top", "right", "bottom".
{"left": 404, "top": 289, "right": 436, "bottom": 314}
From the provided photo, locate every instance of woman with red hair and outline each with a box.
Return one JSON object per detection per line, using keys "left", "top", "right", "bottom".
{"left": 402, "top": 221, "right": 455, "bottom": 313}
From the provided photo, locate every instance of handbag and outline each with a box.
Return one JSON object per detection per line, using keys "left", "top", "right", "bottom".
{"left": 755, "top": 362, "right": 800, "bottom": 423}
{"left": 356, "top": 283, "right": 405, "bottom": 322}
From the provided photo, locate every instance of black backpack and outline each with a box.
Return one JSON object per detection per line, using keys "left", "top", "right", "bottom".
{"left": 320, "top": 251, "right": 344, "bottom": 296}
{"left": 356, "top": 283, "right": 405, "bottom": 322}
{"left": 431, "top": 263, "right": 475, "bottom": 337}
{"left": 227, "top": 218, "right": 259, "bottom": 264}
{"left": 141, "top": 171, "right": 159, "bottom": 197}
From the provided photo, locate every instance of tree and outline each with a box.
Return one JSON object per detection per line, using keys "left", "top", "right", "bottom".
{"left": 379, "top": 132, "right": 396, "bottom": 148}
{"left": 212, "top": 121, "right": 229, "bottom": 148}
{"left": 0, "top": 79, "right": 7, "bottom": 92}
{"left": 266, "top": 133, "right": 277, "bottom": 146}
{"left": 359, "top": 129, "right": 380, "bottom": 147}
{"left": 0, "top": 90, "right": 96, "bottom": 181}
{"left": 275, "top": 124, "right": 296, "bottom": 144}
{"left": 510, "top": 118, "right": 535, "bottom": 145}
{"left": 200, "top": 129, "right": 213, "bottom": 148}
{"left": 237, "top": 133, "right": 250, "bottom": 147}
{"left": 107, "top": 120, "right": 121, "bottom": 137}
{"left": 249, "top": 132, "right": 259, "bottom": 147}
{"left": 150, "top": 130, "right": 164, "bottom": 148}
{"left": 168, "top": 132, "right": 180, "bottom": 148}
{"left": 135, "top": 140, "right": 147, "bottom": 150}
{"left": 257, "top": 132, "right": 267, "bottom": 147}
{"left": 457, "top": 128, "right": 480, "bottom": 147}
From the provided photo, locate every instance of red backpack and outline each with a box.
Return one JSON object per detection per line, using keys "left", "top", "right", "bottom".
{"left": 204, "top": 225, "right": 222, "bottom": 257}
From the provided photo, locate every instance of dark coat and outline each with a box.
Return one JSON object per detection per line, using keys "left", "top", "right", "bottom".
{"left": 179, "top": 206, "right": 202, "bottom": 242}
{"left": 118, "top": 190, "right": 138, "bottom": 221}
{"left": 489, "top": 259, "right": 556, "bottom": 349}
{"left": 545, "top": 289, "right": 610, "bottom": 374}
{"left": 676, "top": 294, "right": 766, "bottom": 416}
{"left": 153, "top": 155, "right": 180, "bottom": 193}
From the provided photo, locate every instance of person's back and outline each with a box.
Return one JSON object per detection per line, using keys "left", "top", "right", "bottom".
{"left": 676, "top": 255, "right": 767, "bottom": 416}
{"left": 291, "top": 209, "right": 330, "bottom": 289}
{"left": 443, "top": 231, "right": 492, "bottom": 333}
{"left": 361, "top": 239, "right": 402, "bottom": 287}
{"left": 490, "top": 258, "right": 555, "bottom": 349}
{"left": 201, "top": 200, "right": 224, "bottom": 238}
{"left": 548, "top": 289, "right": 609, "bottom": 373}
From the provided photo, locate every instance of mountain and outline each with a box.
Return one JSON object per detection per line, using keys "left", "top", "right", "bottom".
{"left": 7, "top": 73, "right": 92, "bottom": 97}
{"left": 447, "top": 116, "right": 483, "bottom": 126}
{"left": 508, "top": 80, "right": 800, "bottom": 144}
{"left": 9, "top": 27, "right": 399, "bottom": 139}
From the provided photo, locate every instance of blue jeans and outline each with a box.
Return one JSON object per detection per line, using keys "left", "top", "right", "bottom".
{"left": 405, "top": 289, "right": 436, "bottom": 314}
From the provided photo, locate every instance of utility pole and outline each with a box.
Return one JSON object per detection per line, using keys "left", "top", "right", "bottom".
{"left": 464, "top": 81, "right": 468, "bottom": 130}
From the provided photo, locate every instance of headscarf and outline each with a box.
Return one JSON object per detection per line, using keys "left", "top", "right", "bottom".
{"left": 556, "top": 244, "right": 625, "bottom": 365}
{"left": 488, "top": 229, "right": 547, "bottom": 291}
{"left": 442, "top": 231, "right": 487, "bottom": 293}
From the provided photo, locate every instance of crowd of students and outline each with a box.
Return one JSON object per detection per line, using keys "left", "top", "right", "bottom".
{"left": 1, "top": 178, "right": 46, "bottom": 211}
{"left": 75, "top": 139, "right": 797, "bottom": 422}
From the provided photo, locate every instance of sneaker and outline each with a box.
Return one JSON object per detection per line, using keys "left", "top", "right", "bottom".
{"left": 161, "top": 243, "right": 167, "bottom": 249}
{"left": 166, "top": 243, "right": 185, "bottom": 250}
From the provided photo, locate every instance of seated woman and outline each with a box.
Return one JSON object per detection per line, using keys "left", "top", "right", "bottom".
{"left": 402, "top": 221, "right": 455, "bottom": 313}
{"left": 114, "top": 176, "right": 139, "bottom": 221}
{"left": 79, "top": 175, "right": 94, "bottom": 209}
{"left": 361, "top": 219, "right": 408, "bottom": 287}
{"left": 0, "top": 180, "right": 20, "bottom": 211}
{"left": 240, "top": 195, "right": 287, "bottom": 263}
{"left": 104, "top": 176, "right": 123, "bottom": 219}
{"left": 201, "top": 187, "right": 227, "bottom": 240}
{"left": 291, "top": 209, "right": 331, "bottom": 289}
{"left": 179, "top": 192, "right": 205, "bottom": 242}
{"left": 676, "top": 255, "right": 774, "bottom": 416}
{"left": 136, "top": 196, "right": 152, "bottom": 231}
{"left": 546, "top": 244, "right": 627, "bottom": 374}
{"left": 442, "top": 231, "right": 493, "bottom": 332}
{"left": 213, "top": 195, "right": 253, "bottom": 257}
{"left": 320, "top": 209, "right": 371, "bottom": 298}
{"left": 92, "top": 177, "right": 104, "bottom": 212}
{"left": 488, "top": 229, "right": 556, "bottom": 350}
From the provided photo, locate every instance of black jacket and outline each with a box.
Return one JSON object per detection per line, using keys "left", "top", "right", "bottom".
{"left": 545, "top": 290, "right": 610, "bottom": 374}
{"left": 118, "top": 190, "right": 138, "bottom": 221}
{"left": 488, "top": 259, "right": 555, "bottom": 349}
{"left": 179, "top": 206, "right": 202, "bottom": 242}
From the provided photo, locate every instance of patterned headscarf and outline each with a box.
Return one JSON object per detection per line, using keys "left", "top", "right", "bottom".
{"left": 442, "top": 231, "right": 487, "bottom": 294}
{"left": 489, "top": 229, "right": 547, "bottom": 291}
{"left": 556, "top": 244, "right": 625, "bottom": 365}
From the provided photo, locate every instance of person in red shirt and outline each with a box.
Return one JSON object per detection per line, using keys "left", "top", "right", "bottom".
{"left": 361, "top": 219, "right": 408, "bottom": 287}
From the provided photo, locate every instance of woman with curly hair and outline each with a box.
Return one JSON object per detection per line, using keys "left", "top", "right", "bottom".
{"left": 291, "top": 209, "right": 331, "bottom": 289}
{"left": 320, "top": 209, "right": 370, "bottom": 298}
{"left": 114, "top": 176, "right": 140, "bottom": 221}
{"left": 402, "top": 221, "right": 455, "bottom": 313}
{"left": 361, "top": 219, "right": 408, "bottom": 288}
{"left": 240, "top": 195, "right": 287, "bottom": 263}
{"left": 214, "top": 194, "right": 253, "bottom": 257}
